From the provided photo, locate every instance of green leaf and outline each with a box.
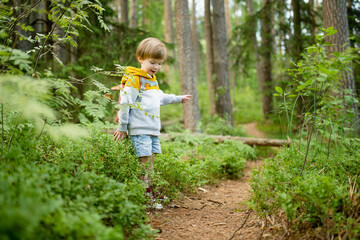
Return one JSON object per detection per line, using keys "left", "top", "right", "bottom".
{"left": 275, "top": 87, "right": 283, "bottom": 94}
{"left": 307, "top": 46, "right": 316, "bottom": 54}
{"left": 326, "top": 26, "right": 337, "bottom": 36}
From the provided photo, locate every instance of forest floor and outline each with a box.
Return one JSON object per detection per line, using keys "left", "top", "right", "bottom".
{"left": 149, "top": 123, "right": 286, "bottom": 240}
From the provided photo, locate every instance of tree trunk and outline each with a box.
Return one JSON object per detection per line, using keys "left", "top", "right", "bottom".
{"left": 204, "top": 0, "right": 216, "bottom": 116}
{"left": 277, "top": 0, "right": 284, "bottom": 76}
{"left": 323, "top": 0, "right": 360, "bottom": 133}
{"left": 163, "top": 0, "right": 175, "bottom": 82}
{"left": 120, "top": 0, "right": 128, "bottom": 25}
{"left": 247, "top": 0, "right": 262, "bottom": 91}
{"left": 114, "top": 0, "right": 120, "bottom": 23}
{"left": 191, "top": 0, "right": 200, "bottom": 78}
{"left": 308, "top": 0, "right": 316, "bottom": 40}
{"left": 260, "top": 0, "right": 273, "bottom": 119}
{"left": 130, "top": 0, "right": 137, "bottom": 28}
{"left": 291, "top": 0, "right": 302, "bottom": 61}
{"left": 224, "top": 0, "right": 236, "bottom": 106}
{"left": 224, "top": 0, "right": 232, "bottom": 40}
{"left": 212, "top": 0, "right": 233, "bottom": 125}
{"left": 142, "top": 0, "right": 150, "bottom": 26}
{"left": 175, "top": 0, "right": 201, "bottom": 132}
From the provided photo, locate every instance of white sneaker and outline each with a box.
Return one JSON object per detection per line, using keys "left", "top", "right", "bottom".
{"left": 151, "top": 202, "right": 163, "bottom": 210}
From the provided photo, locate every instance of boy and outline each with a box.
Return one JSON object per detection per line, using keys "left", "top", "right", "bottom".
{"left": 113, "top": 37, "right": 192, "bottom": 209}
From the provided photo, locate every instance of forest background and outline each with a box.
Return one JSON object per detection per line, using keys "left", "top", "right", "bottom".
{"left": 1, "top": 0, "right": 360, "bottom": 239}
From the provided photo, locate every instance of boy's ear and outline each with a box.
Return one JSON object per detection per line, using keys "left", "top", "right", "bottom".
{"left": 137, "top": 57, "right": 143, "bottom": 64}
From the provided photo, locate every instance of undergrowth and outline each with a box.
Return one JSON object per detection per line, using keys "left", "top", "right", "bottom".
{"left": 249, "top": 28, "right": 360, "bottom": 239}
{"left": 249, "top": 140, "right": 360, "bottom": 239}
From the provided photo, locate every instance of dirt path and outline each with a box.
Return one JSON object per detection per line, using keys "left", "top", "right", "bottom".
{"left": 244, "top": 122, "right": 265, "bottom": 138}
{"left": 149, "top": 160, "right": 285, "bottom": 240}
{"left": 149, "top": 123, "right": 285, "bottom": 240}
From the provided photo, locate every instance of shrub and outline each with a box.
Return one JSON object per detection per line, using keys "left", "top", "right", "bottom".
{"left": 249, "top": 142, "right": 360, "bottom": 238}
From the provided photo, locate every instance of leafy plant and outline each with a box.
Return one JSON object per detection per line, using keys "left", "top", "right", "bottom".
{"left": 274, "top": 27, "right": 359, "bottom": 175}
{"left": 250, "top": 28, "right": 360, "bottom": 239}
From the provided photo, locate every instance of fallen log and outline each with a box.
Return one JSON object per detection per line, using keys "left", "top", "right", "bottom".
{"left": 161, "top": 133, "right": 290, "bottom": 147}
{"left": 103, "top": 129, "right": 290, "bottom": 147}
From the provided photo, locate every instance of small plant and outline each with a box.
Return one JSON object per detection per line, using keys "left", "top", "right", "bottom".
{"left": 250, "top": 28, "right": 360, "bottom": 239}
{"left": 274, "top": 27, "right": 359, "bottom": 175}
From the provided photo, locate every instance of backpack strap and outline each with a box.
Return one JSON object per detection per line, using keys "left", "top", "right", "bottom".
{"left": 135, "top": 77, "right": 157, "bottom": 102}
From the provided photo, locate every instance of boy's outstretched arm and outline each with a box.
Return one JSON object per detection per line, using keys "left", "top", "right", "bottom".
{"left": 113, "top": 130, "right": 128, "bottom": 141}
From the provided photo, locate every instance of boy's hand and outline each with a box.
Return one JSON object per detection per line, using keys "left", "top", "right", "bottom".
{"left": 181, "top": 95, "right": 192, "bottom": 103}
{"left": 114, "top": 130, "right": 127, "bottom": 141}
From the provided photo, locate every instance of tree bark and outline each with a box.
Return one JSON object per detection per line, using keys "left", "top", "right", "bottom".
{"left": 142, "top": 0, "right": 150, "bottom": 26}
{"left": 247, "top": 0, "right": 262, "bottom": 91}
{"left": 291, "top": 0, "right": 302, "bottom": 61}
{"left": 212, "top": 0, "right": 233, "bottom": 125}
{"left": 175, "top": 0, "right": 201, "bottom": 132}
{"left": 308, "top": 0, "right": 316, "bottom": 40}
{"left": 163, "top": 0, "right": 176, "bottom": 82}
{"left": 260, "top": 0, "right": 273, "bottom": 119}
{"left": 120, "top": 0, "right": 129, "bottom": 25}
{"left": 224, "top": 0, "right": 232, "bottom": 40}
{"left": 323, "top": 0, "right": 360, "bottom": 133}
{"left": 191, "top": 0, "right": 200, "bottom": 78}
{"left": 277, "top": 0, "right": 284, "bottom": 75}
{"left": 130, "top": 0, "right": 137, "bottom": 28}
{"left": 204, "top": 0, "right": 216, "bottom": 116}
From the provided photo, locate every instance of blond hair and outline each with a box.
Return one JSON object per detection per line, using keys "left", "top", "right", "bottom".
{"left": 136, "top": 37, "right": 167, "bottom": 61}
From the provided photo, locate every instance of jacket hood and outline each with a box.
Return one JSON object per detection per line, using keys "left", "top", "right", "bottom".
{"left": 126, "top": 67, "right": 156, "bottom": 81}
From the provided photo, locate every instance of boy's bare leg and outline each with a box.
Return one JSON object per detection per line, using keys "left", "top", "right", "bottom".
{"left": 139, "top": 154, "right": 156, "bottom": 185}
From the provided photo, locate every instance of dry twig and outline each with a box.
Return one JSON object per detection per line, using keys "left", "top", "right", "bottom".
{"left": 228, "top": 210, "right": 252, "bottom": 240}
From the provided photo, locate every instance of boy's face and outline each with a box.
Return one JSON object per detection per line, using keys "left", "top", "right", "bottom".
{"left": 138, "top": 58, "right": 163, "bottom": 76}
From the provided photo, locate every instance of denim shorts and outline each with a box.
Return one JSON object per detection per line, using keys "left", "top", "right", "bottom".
{"left": 129, "top": 135, "right": 162, "bottom": 157}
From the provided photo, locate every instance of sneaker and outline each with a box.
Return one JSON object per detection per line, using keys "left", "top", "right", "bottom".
{"left": 149, "top": 201, "right": 163, "bottom": 210}
{"left": 145, "top": 187, "right": 163, "bottom": 210}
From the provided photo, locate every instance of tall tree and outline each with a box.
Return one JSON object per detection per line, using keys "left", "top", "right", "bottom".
{"left": 224, "top": 0, "right": 232, "bottom": 40}
{"left": 212, "top": 0, "right": 233, "bottom": 125}
{"left": 120, "top": 0, "right": 128, "bottom": 25}
{"left": 204, "top": 0, "right": 216, "bottom": 116}
{"left": 175, "top": 0, "right": 201, "bottom": 132}
{"left": 163, "top": 0, "right": 176, "bottom": 82}
{"left": 247, "top": 0, "right": 262, "bottom": 91}
{"left": 276, "top": 0, "right": 285, "bottom": 75}
{"left": 130, "top": 0, "right": 137, "bottom": 28}
{"left": 291, "top": 0, "right": 302, "bottom": 61}
{"left": 308, "top": 0, "right": 316, "bottom": 39}
{"left": 260, "top": 0, "right": 273, "bottom": 119}
{"left": 191, "top": 0, "right": 200, "bottom": 78}
{"left": 142, "top": 0, "right": 150, "bottom": 26}
{"left": 323, "top": 0, "right": 360, "bottom": 132}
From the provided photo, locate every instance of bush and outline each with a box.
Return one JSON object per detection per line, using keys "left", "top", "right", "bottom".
{"left": 0, "top": 125, "right": 155, "bottom": 240}
{"left": 249, "top": 141, "right": 360, "bottom": 238}
{"left": 153, "top": 133, "right": 256, "bottom": 198}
